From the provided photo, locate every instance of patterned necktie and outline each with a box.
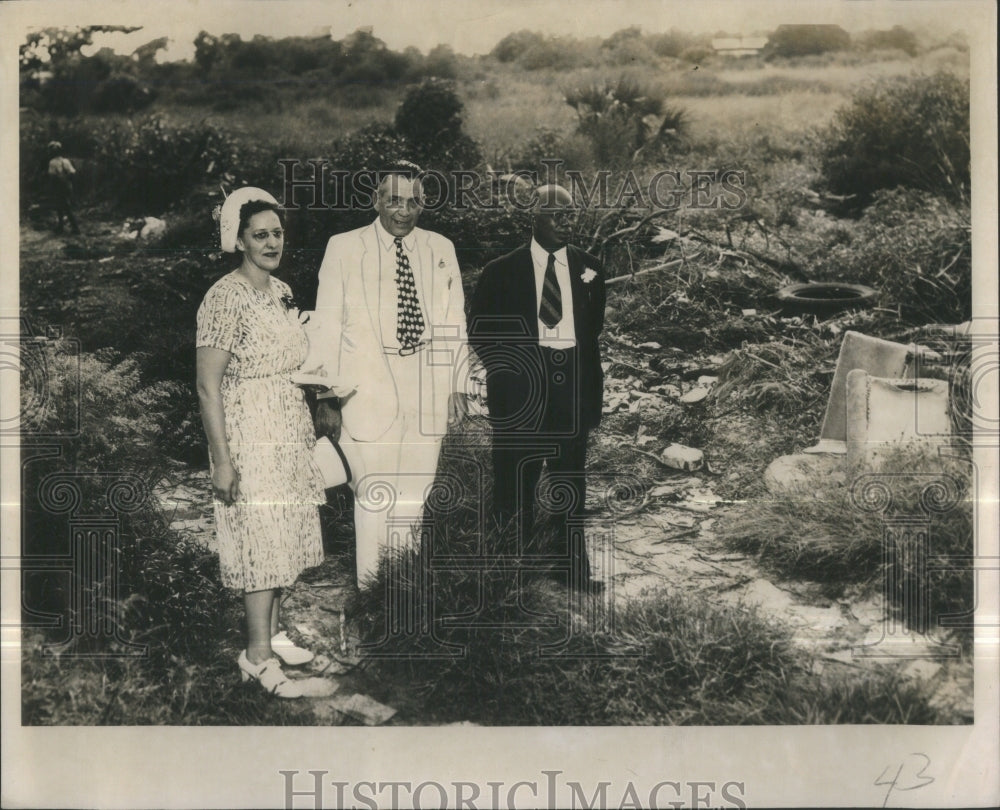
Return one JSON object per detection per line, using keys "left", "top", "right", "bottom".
{"left": 538, "top": 251, "right": 562, "bottom": 329}
{"left": 394, "top": 237, "right": 425, "bottom": 348}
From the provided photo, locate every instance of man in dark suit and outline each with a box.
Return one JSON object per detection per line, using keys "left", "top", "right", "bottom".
{"left": 469, "top": 184, "right": 605, "bottom": 592}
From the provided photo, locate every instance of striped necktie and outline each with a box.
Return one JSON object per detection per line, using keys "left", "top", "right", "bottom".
{"left": 394, "top": 237, "right": 425, "bottom": 348}
{"left": 539, "top": 251, "right": 562, "bottom": 329}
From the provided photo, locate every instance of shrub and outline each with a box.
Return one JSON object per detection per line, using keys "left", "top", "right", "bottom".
{"left": 648, "top": 30, "right": 708, "bottom": 59}
{"left": 766, "top": 24, "right": 851, "bottom": 58}
{"left": 519, "top": 37, "right": 585, "bottom": 71}
{"left": 20, "top": 113, "right": 240, "bottom": 212}
{"left": 91, "top": 73, "right": 156, "bottom": 113}
{"left": 20, "top": 342, "right": 184, "bottom": 632}
{"left": 393, "top": 78, "right": 464, "bottom": 151}
{"left": 810, "top": 189, "right": 970, "bottom": 323}
{"left": 855, "top": 26, "right": 919, "bottom": 57}
{"left": 679, "top": 45, "right": 713, "bottom": 64}
{"left": 490, "top": 30, "right": 546, "bottom": 63}
{"left": 819, "top": 72, "right": 969, "bottom": 205}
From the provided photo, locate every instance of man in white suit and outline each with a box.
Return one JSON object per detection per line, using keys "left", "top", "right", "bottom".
{"left": 310, "top": 162, "right": 468, "bottom": 587}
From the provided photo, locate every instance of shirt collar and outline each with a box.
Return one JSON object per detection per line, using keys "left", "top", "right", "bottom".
{"left": 530, "top": 238, "right": 567, "bottom": 267}
{"left": 374, "top": 218, "right": 416, "bottom": 252}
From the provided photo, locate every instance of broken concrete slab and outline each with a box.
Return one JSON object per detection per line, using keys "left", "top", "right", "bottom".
{"left": 328, "top": 693, "right": 398, "bottom": 725}
{"left": 660, "top": 444, "right": 704, "bottom": 472}
{"left": 845, "top": 371, "right": 951, "bottom": 468}
{"left": 763, "top": 452, "right": 848, "bottom": 494}
{"left": 679, "top": 387, "right": 710, "bottom": 404}
{"left": 813, "top": 331, "right": 941, "bottom": 446}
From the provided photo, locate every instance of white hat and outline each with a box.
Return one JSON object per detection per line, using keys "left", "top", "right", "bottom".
{"left": 219, "top": 186, "right": 279, "bottom": 253}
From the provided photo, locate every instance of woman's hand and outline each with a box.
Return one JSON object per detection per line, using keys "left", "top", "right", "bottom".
{"left": 212, "top": 462, "right": 240, "bottom": 505}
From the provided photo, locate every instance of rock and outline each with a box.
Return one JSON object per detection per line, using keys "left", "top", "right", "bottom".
{"left": 763, "top": 453, "right": 848, "bottom": 494}
{"left": 602, "top": 392, "right": 629, "bottom": 414}
{"left": 679, "top": 387, "right": 709, "bottom": 404}
{"left": 683, "top": 488, "right": 719, "bottom": 510}
{"left": 660, "top": 444, "right": 704, "bottom": 472}
{"left": 741, "top": 309, "right": 757, "bottom": 317}
{"left": 649, "top": 484, "right": 678, "bottom": 498}
{"left": 120, "top": 216, "right": 166, "bottom": 241}
{"left": 637, "top": 341, "right": 662, "bottom": 350}
{"left": 329, "top": 693, "right": 397, "bottom": 725}
{"left": 696, "top": 376, "right": 718, "bottom": 386}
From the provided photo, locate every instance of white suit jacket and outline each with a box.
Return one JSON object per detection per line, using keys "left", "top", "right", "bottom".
{"left": 309, "top": 221, "right": 469, "bottom": 442}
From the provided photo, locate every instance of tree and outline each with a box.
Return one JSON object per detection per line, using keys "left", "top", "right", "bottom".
{"left": 855, "top": 26, "right": 919, "bottom": 56}
{"left": 766, "top": 24, "right": 851, "bottom": 58}
{"left": 491, "top": 29, "right": 545, "bottom": 63}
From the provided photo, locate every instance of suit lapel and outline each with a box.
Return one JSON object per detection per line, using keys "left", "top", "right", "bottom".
{"left": 566, "top": 246, "right": 588, "bottom": 338}
{"left": 359, "top": 223, "right": 382, "bottom": 341}
{"left": 516, "top": 246, "right": 539, "bottom": 339}
{"left": 412, "top": 228, "right": 431, "bottom": 321}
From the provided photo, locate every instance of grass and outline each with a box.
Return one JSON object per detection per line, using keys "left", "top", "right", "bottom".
{"left": 716, "top": 445, "right": 974, "bottom": 647}
{"left": 342, "top": 534, "right": 951, "bottom": 725}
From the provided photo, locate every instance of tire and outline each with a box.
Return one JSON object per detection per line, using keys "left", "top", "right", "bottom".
{"left": 776, "top": 282, "right": 878, "bottom": 316}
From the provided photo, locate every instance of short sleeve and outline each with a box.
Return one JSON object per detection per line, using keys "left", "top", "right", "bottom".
{"left": 196, "top": 282, "right": 242, "bottom": 354}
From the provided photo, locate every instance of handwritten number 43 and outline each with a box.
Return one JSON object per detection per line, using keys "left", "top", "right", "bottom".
{"left": 876, "top": 753, "right": 934, "bottom": 807}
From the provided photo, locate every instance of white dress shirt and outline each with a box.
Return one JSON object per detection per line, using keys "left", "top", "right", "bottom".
{"left": 375, "top": 219, "right": 428, "bottom": 349}
{"left": 530, "top": 238, "right": 576, "bottom": 349}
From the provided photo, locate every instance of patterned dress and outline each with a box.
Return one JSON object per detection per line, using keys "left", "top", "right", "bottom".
{"left": 196, "top": 271, "right": 324, "bottom": 591}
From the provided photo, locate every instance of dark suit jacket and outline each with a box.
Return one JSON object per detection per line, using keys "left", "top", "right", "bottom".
{"left": 469, "top": 243, "right": 605, "bottom": 433}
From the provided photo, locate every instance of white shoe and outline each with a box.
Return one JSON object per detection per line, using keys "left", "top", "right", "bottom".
{"left": 270, "top": 631, "right": 315, "bottom": 666}
{"left": 237, "top": 651, "right": 303, "bottom": 698}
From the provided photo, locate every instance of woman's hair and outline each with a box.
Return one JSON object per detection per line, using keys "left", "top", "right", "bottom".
{"left": 237, "top": 199, "right": 283, "bottom": 239}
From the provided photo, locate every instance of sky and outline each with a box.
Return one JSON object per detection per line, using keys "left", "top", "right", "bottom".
{"left": 14, "top": 0, "right": 969, "bottom": 62}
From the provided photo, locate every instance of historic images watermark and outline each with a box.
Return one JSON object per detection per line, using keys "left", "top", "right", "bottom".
{"left": 278, "top": 159, "right": 749, "bottom": 213}
{"left": 279, "top": 769, "right": 748, "bottom": 809}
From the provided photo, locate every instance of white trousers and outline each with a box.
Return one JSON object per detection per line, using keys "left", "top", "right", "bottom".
{"left": 340, "top": 352, "right": 445, "bottom": 587}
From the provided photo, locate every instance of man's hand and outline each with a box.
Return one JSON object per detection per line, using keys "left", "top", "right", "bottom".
{"left": 212, "top": 462, "right": 240, "bottom": 505}
{"left": 314, "top": 399, "right": 342, "bottom": 441}
{"left": 448, "top": 391, "right": 468, "bottom": 426}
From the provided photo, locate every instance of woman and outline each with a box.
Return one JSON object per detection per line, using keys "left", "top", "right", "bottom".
{"left": 196, "top": 187, "right": 324, "bottom": 698}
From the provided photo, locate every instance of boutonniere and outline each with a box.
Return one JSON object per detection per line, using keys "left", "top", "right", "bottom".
{"left": 581, "top": 268, "right": 598, "bottom": 284}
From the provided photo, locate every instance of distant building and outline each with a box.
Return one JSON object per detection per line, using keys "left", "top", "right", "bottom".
{"left": 710, "top": 36, "right": 768, "bottom": 57}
